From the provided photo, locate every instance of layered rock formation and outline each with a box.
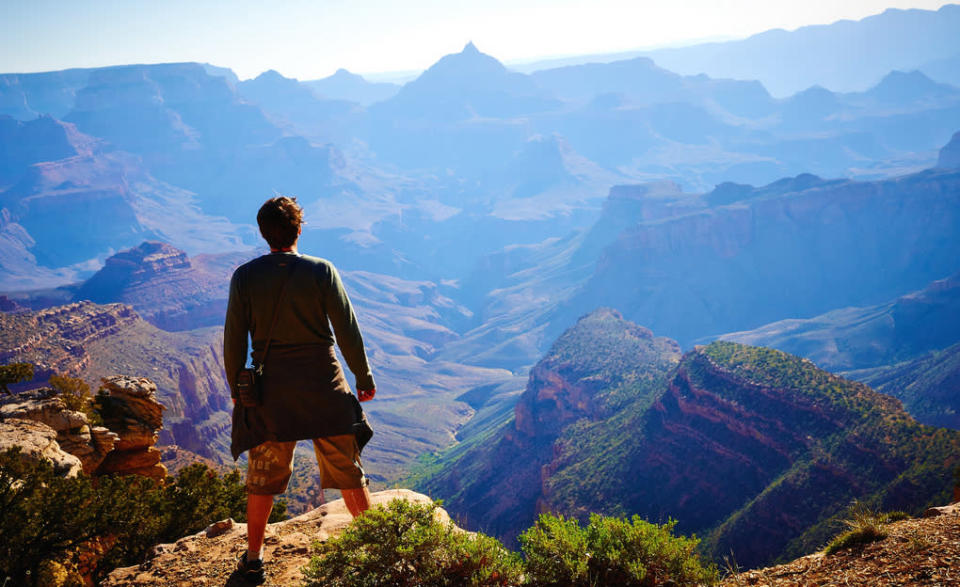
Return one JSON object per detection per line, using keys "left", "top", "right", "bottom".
{"left": 0, "top": 302, "right": 232, "bottom": 462}
{"left": 416, "top": 308, "right": 682, "bottom": 545}
{"left": 95, "top": 375, "right": 167, "bottom": 480}
{"left": 0, "top": 417, "right": 84, "bottom": 477}
{"left": 560, "top": 167, "right": 960, "bottom": 346}
{"left": 74, "top": 242, "right": 247, "bottom": 331}
{"left": 0, "top": 301, "right": 139, "bottom": 385}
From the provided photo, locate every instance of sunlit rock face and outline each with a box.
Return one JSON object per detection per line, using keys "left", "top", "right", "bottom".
{"left": 0, "top": 302, "right": 233, "bottom": 463}
{"left": 95, "top": 375, "right": 167, "bottom": 480}
{"left": 75, "top": 241, "right": 244, "bottom": 331}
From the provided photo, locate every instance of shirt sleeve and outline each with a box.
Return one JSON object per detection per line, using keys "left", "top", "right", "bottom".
{"left": 323, "top": 263, "right": 376, "bottom": 391}
{"left": 223, "top": 267, "right": 249, "bottom": 398}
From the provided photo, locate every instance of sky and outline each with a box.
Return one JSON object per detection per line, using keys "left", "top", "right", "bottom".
{"left": 0, "top": 0, "right": 953, "bottom": 81}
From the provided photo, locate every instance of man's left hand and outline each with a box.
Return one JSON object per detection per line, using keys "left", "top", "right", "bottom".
{"left": 358, "top": 388, "right": 376, "bottom": 402}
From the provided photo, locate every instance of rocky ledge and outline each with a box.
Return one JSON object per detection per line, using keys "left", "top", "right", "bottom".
{"left": 0, "top": 387, "right": 117, "bottom": 475}
{"left": 103, "top": 489, "right": 445, "bottom": 586}
{"left": 721, "top": 503, "right": 960, "bottom": 586}
{"left": 0, "top": 375, "right": 167, "bottom": 479}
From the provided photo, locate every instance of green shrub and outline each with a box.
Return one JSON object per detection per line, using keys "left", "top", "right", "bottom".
{"left": 0, "top": 362, "right": 33, "bottom": 394}
{"left": 49, "top": 374, "right": 102, "bottom": 425}
{"left": 823, "top": 501, "right": 909, "bottom": 556}
{"left": 519, "top": 512, "right": 718, "bottom": 586}
{"left": 0, "top": 448, "right": 264, "bottom": 584}
{"left": 302, "top": 499, "right": 523, "bottom": 586}
{"left": 0, "top": 447, "right": 113, "bottom": 585}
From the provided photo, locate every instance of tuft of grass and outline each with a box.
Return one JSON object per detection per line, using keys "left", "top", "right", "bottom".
{"left": 721, "top": 550, "right": 744, "bottom": 587}
{"left": 824, "top": 502, "right": 909, "bottom": 555}
{"left": 904, "top": 528, "right": 932, "bottom": 553}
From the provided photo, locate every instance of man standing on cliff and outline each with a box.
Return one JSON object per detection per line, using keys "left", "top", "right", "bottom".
{"left": 224, "top": 196, "right": 376, "bottom": 584}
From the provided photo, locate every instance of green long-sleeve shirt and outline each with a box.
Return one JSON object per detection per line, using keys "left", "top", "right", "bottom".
{"left": 223, "top": 251, "right": 375, "bottom": 395}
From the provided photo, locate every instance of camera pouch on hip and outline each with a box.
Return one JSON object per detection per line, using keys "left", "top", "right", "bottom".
{"left": 235, "top": 366, "right": 262, "bottom": 407}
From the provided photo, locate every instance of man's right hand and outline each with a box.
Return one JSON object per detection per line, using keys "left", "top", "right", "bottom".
{"left": 358, "top": 388, "right": 376, "bottom": 402}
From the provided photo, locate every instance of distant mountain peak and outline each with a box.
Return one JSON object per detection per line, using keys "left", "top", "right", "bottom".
{"left": 867, "top": 69, "right": 955, "bottom": 104}
{"left": 375, "top": 40, "right": 552, "bottom": 120}
{"left": 877, "top": 69, "right": 936, "bottom": 87}
{"left": 331, "top": 68, "right": 360, "bottom": 79}
{"left": 256, "top": 69, "right": 289, "bottom": 81}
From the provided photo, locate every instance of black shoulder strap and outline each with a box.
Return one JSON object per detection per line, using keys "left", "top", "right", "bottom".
{"left": 257, "top": 256, "right": 299, "bottom": 372}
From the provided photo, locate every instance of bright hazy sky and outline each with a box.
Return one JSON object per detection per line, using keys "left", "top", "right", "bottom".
{"left": 1, "top": 0, "right": 953, "bottom": 81}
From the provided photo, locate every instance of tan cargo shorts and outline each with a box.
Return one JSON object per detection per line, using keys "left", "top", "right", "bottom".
{"left": 246, "top": 434, "right": 367, "bottom": 495}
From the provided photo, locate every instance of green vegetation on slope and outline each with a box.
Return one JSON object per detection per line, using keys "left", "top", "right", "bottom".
{"left": 409, "top": 308, "right": 682, "bottom": 544}
{"left": 691, "top": 343, "right": 960, "bottom": 565}
{"left": 415, "top": 323, "right": 960, "bottom": 569}
{"left": 0, "top": 449, "right": 284, "bottom": 585}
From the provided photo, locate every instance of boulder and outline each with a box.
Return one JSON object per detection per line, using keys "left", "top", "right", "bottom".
{"left": 922, "top": 503, "right": 960, "bottom": 517}
{"left": 0, "top": 418, "right": 82, "bottom": 477}
{"left": 0, "top": 387, "right": 117, "bottom": 474}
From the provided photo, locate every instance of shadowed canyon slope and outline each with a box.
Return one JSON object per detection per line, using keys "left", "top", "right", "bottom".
{"left": 714, "top": 272, "right": 960, "bottom": 430}
{"left": 716, "top": 272, "right": 960, "bottom": 373}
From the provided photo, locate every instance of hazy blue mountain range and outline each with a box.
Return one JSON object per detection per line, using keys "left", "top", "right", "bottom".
{"left": 412, "top": 310, "right": 960, "bottom": 567}
{"left": 556, "top": 165, "right": 960, "bottom": 348}
{"left": 444, "top": 144, "right": 960, "bottom": 373}
{"left": 0, "top": 114, "right": 246, "bottom": 289}
{"left": 303, "top": 68, "right": 401, "bottom": 106}
{"left": 920, "top": 53, "right": 960, "bottom": 88}
{"left": 639, "top": 4, "right": 960, "bottom": 96}
{"left": 2, "top": 38, "right": 958, "bottom": 393}
{"left": 940, "top": 130, "right": 960, "bottom": 168}
{"left": 236, "top": 70, "right": 361, "bottom": 143}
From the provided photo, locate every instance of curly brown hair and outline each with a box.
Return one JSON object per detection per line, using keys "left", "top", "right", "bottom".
{"left": 257, "top": 196, "right": 303, "bottom": 250}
